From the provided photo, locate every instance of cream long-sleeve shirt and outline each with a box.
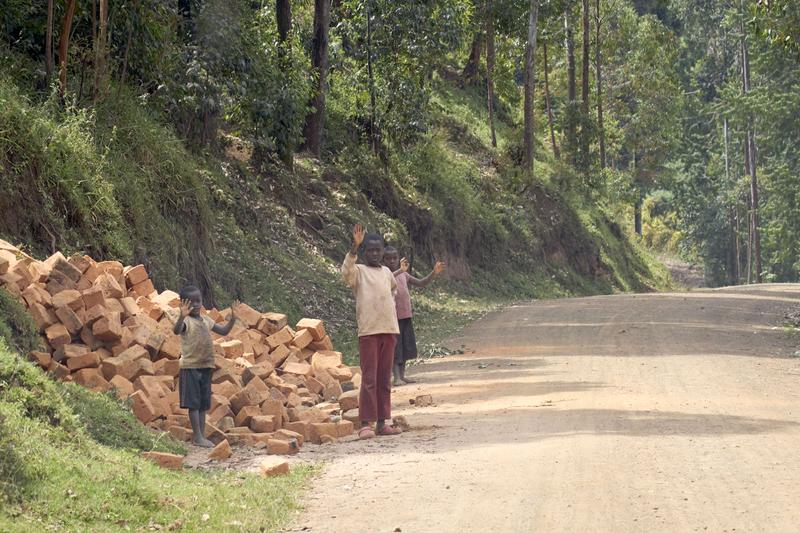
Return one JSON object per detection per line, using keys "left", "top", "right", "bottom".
{"left": 341, "top": 252, "right": 399, "bottom": 337}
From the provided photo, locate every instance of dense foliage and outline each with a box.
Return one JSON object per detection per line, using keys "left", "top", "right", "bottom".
{"left": 1, "top": 0, "right": 797, "bottom": 291}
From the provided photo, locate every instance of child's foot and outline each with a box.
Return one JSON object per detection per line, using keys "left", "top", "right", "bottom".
{"left": 393, "top": 379, "right": 404, "bottom": 387}
{"left": 375, "top": 425, "right": 402, "bottom": 436}
{"left": 358, "top": 427, "right": 375, "bottom": 440}
{"left": 401, "top": 377, "right": 416, "bottom": 384}
{"left": 193, "top": 437, "right": 215, "bottom": 448}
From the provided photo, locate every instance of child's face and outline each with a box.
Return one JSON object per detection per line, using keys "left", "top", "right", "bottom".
{"left": 383, "top": 251, "right": 400, "bottom": 271}
{"left": 187, "top": 291, "right": 203, "bottom": 316}
{"left": 364, "top": 240, "right": 385, "bottom": 267}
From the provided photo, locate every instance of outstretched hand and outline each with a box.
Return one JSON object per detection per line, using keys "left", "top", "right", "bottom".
{"left": 352, "top": 224, "right": 366, "bottom": 249}
{"left": 229, "top": 300, "right": 241, "bottom": 319}
{"left": 179, "top": 299, "right": 192, "bottom": 318}
{"left": 400, "top": 257, "right": 410, "bottom": 272}
{"left": 433, "top": 261, "right": 446, "bottom": 276}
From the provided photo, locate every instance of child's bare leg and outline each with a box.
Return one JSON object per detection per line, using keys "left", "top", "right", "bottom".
{"left": 399, "top": 362, "right": 416, "bottom": 383}
{"left": 392, "top": 363, "right": 403, "bottom": 386}
{"left": 189, "top": 409, "right": 214, "bottom": 448}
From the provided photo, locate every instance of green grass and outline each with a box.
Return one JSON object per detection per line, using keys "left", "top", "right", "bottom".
{"left": 0, "top": 289, "right": 41, "bottom": 355}
{"left": 0, "top": 335, "right": 314, "bottom": 531}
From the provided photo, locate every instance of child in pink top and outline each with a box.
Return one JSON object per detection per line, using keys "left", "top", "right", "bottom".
{"left": 383, "top": 247, "right": 446, "bottom": 386}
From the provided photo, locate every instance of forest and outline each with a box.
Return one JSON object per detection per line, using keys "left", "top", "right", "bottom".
{"left": 1, "top": 0, "right": 799, "bottom": 295}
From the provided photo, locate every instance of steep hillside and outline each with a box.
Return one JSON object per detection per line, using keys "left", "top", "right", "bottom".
{"left": 0, "top": 49, "right": 669, "bottom": 361}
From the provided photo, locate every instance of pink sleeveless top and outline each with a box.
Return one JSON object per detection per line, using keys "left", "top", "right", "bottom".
{"left": 394, "top": 272, "right": 413, "bottom": 320}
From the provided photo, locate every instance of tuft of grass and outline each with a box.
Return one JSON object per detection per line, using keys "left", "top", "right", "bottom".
{"left": 0, "top": 288, "right": 41, "bottom": 354}
{"left": 59, "top": 384, "right": 187, "bottom": 455}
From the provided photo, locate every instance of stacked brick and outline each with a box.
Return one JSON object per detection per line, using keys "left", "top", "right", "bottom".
{"left": 0, "top": 239, "right": 360, "bottom": 453}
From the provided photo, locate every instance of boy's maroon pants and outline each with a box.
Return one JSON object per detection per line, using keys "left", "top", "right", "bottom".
{"left": 358, "top": 333, "right": 397, "bottom": 422}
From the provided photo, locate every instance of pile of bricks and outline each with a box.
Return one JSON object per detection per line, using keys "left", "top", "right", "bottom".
{"left": 0, "top": 240, "right": 362, "bottom": 454}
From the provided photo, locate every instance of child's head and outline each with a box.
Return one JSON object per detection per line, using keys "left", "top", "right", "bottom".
{"left": 179, "top": 285, "right": 203, "bottom": 317}
{"left": 383, "top": 246, "right": 400, "bottom": 271}
{"left": 362, "top": 233, "right": 385, "bottom": 267}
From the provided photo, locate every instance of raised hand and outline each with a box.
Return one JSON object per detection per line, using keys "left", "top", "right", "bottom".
{"left": 179, "top": 299, "right": 192, "bottom": 317}
{"left": 230, "top": 300, "right": 241, "bottom": 319}
{"left": 433, "top": 261, "right": 446, "bottom": 275}
{"left": 400, "top": 257, "right": 410, "bottom": 272}
{"left": 353, "top": 224, "right": 366, "bottom": 248}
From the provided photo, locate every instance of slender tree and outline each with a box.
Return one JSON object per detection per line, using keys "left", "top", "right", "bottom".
{"left": 580, "top": 0, "right": 590, "bottom": 170}
{"left": 595, "top": 0, "right": 606, "bottom": 169}
{"left": 276, "top": 0, "right": 294, "bottom": 168}
{"left": 543, "top": 40, "right": 559, "bottom": 159}
{"left": 564, "top": 5, "right": 577, "bottom": 163}
{"left": 93, "top": 0, "right": 109, "bottom": 102}
{"left": 366, "top": 0, "right": 378, "bottom": 155}
{"left": 485, "top": 0, "right": 497, "bottom": 147}
{"left": 119, "top": 0, "right": 140, "bottom": 91}
{"left": 523, "top": 0, "right": 540, "bottom": 179}
{"left": 58, "top": 0, "right": 78, "bottom": 99}
{"left": 45, "top": 0, "right": 54, "bottom": 81}
{"left": 303, "top": 0, "right": 332, "bottom": 157}
{"left": 740, "top": 4, "right": 761, "bottom": 283}
{"left": 277, "top": 0, "right": 292, "bottom": 42}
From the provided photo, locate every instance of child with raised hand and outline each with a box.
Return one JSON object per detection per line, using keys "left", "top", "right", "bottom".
{"left": 173, "top": 286, "right": 240, "bottom": 448}
{"left": 342, "top": 224, "right": 403, "bottom": 439}
{"left": 383, "top": 248, "right": 446, "bottom": 386}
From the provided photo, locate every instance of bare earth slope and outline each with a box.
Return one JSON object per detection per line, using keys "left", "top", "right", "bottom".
{"left": 288, "top": 284, "right": 800, "bottom": 533}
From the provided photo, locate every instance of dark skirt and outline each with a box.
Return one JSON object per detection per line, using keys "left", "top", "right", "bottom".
{"left": 394, "top": 317, "right": 418, "bottom": 364}
{"left": 179, "top": 368, "right": 212, "bottom": 411}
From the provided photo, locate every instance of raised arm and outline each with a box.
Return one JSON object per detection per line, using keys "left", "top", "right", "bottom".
{"left": 212, "top": 300, "right": 240, "bottom": 336}
{"left": 407, "top": 260, "right": 446, "bottom": 288}
{"left": 342, "top": 224, "right": 365, "bottom": 288}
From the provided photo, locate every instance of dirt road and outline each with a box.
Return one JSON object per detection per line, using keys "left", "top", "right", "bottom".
{"left": 287, "top": 284, "right": 800, "bottom": 533}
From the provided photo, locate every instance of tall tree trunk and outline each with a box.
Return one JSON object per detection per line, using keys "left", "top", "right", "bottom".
{"left": 632, "top": 147, "right": 642, "bottom": 235}
{"left": 462, "top": 32, "right": 484, "bottom": 86}
{"left": 543, "top": 41, "right": 559, "bottom": 159}
{"left": 178, "top": 0, "right": 194, "bottom": 40}
{"left": 595, "top": 0, "right": 606, "bottom": 170}
{"left": 119, "top": 1, "right": 138, "bottom": 94}
{"left": 634, "top": 196, "right": 643, "bottom": 235}
{"left": 58, "top": 0, "right": 78, "bottom": 99}
{"left": 734, "top": 204, "right": 741, "bottom": 283}
{"left": 45, "top": 0, "right": 54, "bottom": 81}
{"left": 723, "top": 116, "right": 739, "bottom": 284}
{"left": 743, "top": 135, "right": 753, "bottom": 283}
{"left": 523, "top": 0, "right": 540, "bottom": 180}
{"left": 579, "top": 0, "right": 590, "bottom": 171}
{"left": 740, "top": 7, "right": 761, "bottom": 282}
{"left": 276, "top": 0, "right": 294, "bottom": 168}
{"left": 564, "top": 6, "right": 577, "bottom": 164}
{"left": 277, "top": 0, "right": 292, "bottom": 42}
{"left": 746, "top": 129, "right": 761, "bottom": 281}
{"left": 303, "top": 0, "right": 331, "bottom": 157}
{"left": 94, "top": 0, "right": 109, "bottom": 102}
{"left": 366, "top": 1, "right": 378, "bottom": 155}
{"left": 485, "top": 0, "right": 497, "bottom": 148}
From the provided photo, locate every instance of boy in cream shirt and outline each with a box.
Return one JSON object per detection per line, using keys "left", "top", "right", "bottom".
{"left": 342, "top": 224, "right": 402, "bottom": 439}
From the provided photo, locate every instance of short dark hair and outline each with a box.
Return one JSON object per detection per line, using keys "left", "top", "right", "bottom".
{"left": 383, "top": 245, "right": 397, "bottom": 255}
{"left": 179, "top": 285, "right": 201, "bottom": 300}
{"left": 363, "top": 233, "right": 384, "bottom": 247}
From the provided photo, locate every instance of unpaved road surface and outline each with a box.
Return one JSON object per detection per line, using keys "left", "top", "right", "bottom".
{"left": 286, "top": 284, "right": 800, "bottom": 533}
